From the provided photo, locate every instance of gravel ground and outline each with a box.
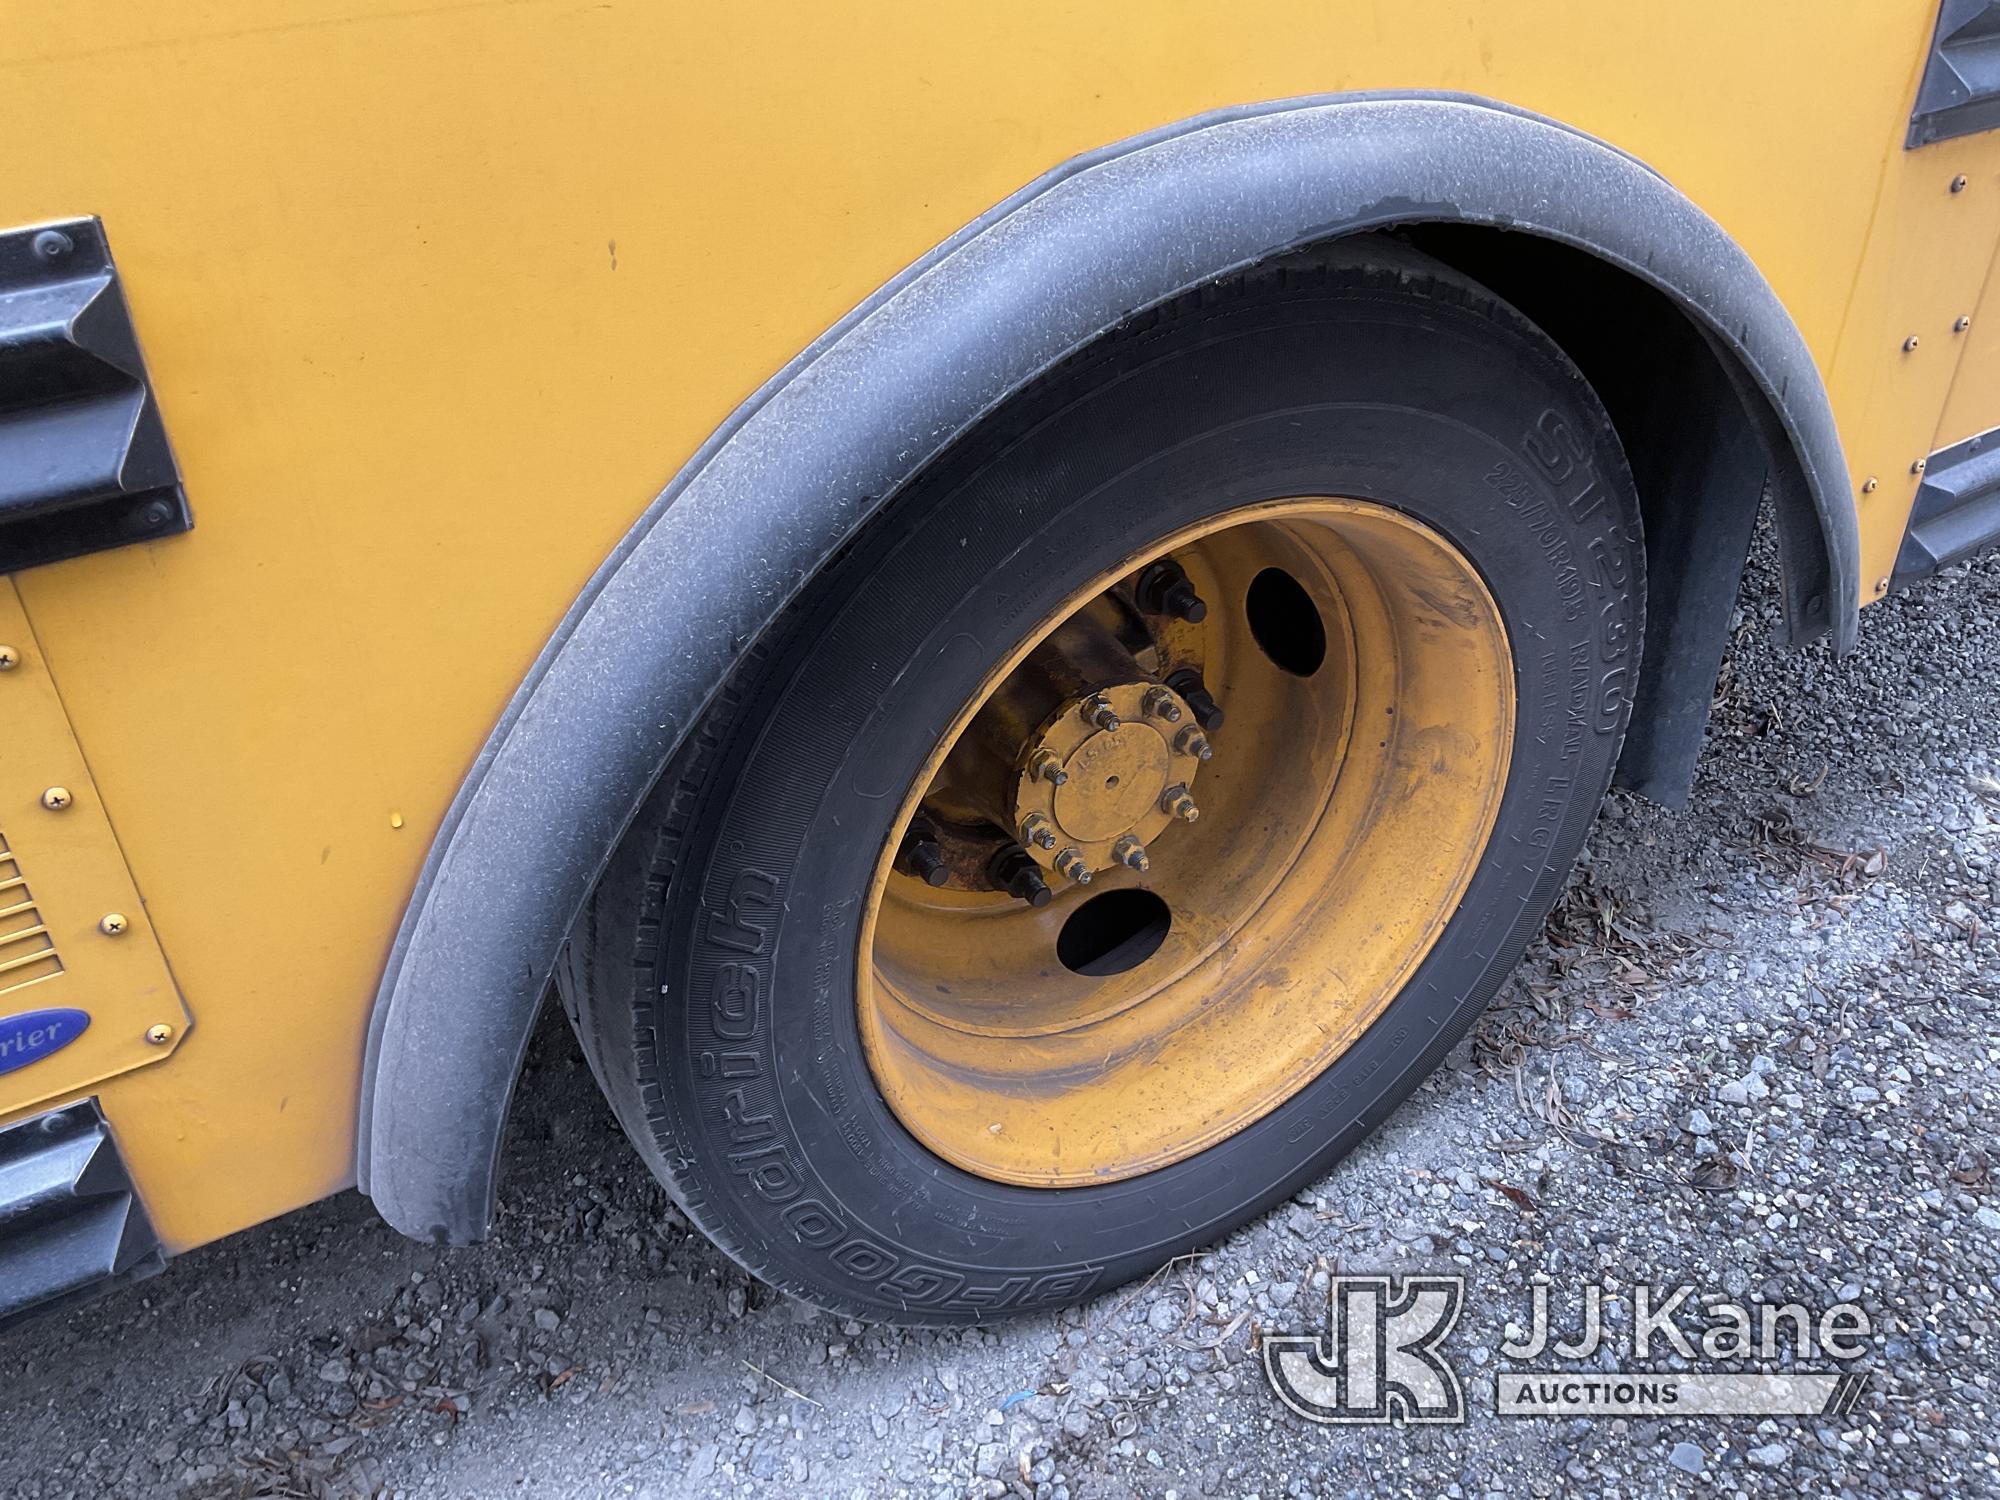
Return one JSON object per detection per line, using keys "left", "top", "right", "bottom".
{"left": 4, "top": 534, "right": 1998, "bottom": 1500}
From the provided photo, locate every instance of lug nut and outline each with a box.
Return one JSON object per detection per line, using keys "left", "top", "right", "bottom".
{"left": 1054, "top": 847, "right": 1093, "bottom": 885}
{"left": 1030, "top": 749, "right": 1068, "bottom": 786}
{"left": 1113, "top": 836, "right": 1150, "bottom": 872}
{"left": 1084, "top": 695, "right": 1121, "bottom": 733}
{"left": 1159, "top": 783, "right": 1200, "bottom": 822}
{"left": 1174, "top": 726, "right": 1213, "bottom": 762}
{"left": 990, "top": 845, "right": 1054, "bottom": 908}
{"left": 1020, "top": 813, "right": 1058, "bottom": 850}
{"left": 1136, "top": 560, "right": 1209, "bottom": 623}
{"left": 896, "top": 821, "right": 950, "bottom": 887}
{"left": 1141, "top": 686, "right": 1182, "bottom": 723}
{"left": 1165, "top": 669, "right": 1224, "bottom": 731}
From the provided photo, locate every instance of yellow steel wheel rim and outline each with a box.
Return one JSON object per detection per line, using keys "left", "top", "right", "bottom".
{"left": 856, "top": 498, "right": 1513, "bottom": 1187}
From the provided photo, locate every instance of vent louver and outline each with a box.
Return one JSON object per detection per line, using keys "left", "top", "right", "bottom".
{"left": 0, "top": 831, "right": 62, "bottom": 997}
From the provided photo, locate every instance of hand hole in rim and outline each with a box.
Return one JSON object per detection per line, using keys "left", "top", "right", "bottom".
{"left": 1056, "top": 888, "right": 1172, "bottom": 976}
{"left": 1246, "top": 565, "right": 1327, "bottom": 676}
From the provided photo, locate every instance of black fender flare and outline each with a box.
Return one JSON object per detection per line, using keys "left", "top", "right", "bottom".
{"left": 356, "top": 91, "right": 1857, "bottom": 1243}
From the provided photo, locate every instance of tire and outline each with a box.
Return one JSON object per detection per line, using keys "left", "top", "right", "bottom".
{"left": 558, "top": 240, "right": 1645, "bottom": 1324}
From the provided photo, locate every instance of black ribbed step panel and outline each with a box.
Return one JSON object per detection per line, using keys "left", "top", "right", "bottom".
{"left": 0, "top": 1100, "right": 163, "bottom": 1333}
{"left": 1894, "top": 426, "right": 2000, "bottom": 589}
{"left": 0, "top": 217, "right": 190, "bottom": 573}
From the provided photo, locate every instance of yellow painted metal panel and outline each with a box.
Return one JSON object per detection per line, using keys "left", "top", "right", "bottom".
{"left": 0, "top": 584, "right": 191, "bottom": 1114}
{"left": 0, "top": 1, "right": 1967, "bottom": 1248}
{"left": 1933, "top": 242, "right": 2000, "bottom": 447}
{"left": 1829, "top": 147, "right": 2000, "bottom": 598}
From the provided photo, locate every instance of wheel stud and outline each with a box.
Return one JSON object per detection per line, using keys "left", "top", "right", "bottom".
{"left": 1163, "top": 581, "right": 1205, "bottom": 622}
{"left": 1113, "top": 836, "right": 1150, "bottom": 872}
{"left": 990, "top": 845, "right": 1054, "bottom": 908}
{"left": 1030, "top": 748, "right": 1068, "bottom": 786}
{"left": 1020, "top": 813, "right": 1058, "bottom": 850}
{"left": 1166, "top": 669, "right": 1225, "bottom": 732}
{"left": 1174, "top": 725, "right": 1213, "bottom": 762}
{"left": 1084, "top": 694, "right": 1121, "bottom": 733}
{"left": 1141, "top": 686, "right": 1182, "bottom": 723}
{"left": 1054, "top": 847, "right": 1093, "bottom": 885}
{"left": 1159, "top": 783, "right": 1200, "bottom": 822}
{"left": 1136, "top": 560, "right": 1209, "bottom": 623}
{"left": 897, "top": 822, "right": 951, "bottom": 887}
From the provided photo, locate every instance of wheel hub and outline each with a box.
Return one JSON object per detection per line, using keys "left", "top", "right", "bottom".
{"left": 1012, "top": 679, "right": 1205, "bottom": 879}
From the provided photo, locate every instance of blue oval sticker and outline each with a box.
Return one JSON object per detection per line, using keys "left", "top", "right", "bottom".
{"left": 0, "top": 1007, "right": 90, "bottom": 1076}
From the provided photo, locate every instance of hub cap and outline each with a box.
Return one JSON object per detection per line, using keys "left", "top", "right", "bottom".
{"left": 1013, "top": 679, "right": 1204, "bottom": 881}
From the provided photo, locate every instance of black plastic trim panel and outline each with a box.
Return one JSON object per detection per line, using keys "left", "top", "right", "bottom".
{"left": 1909, "top": 1, "right": 2000, "bottom": 147}
{"left": 1892, "top": 425, "right": 2000, "bottom": 586}
{"left": 0, "top": 217, "right": 190, "bottom": 574}
{"left": 0, "top": 1100, "right": 163, "bottom": 1333}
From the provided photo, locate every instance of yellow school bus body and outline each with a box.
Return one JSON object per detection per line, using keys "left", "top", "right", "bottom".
{"left": 0, "top": 3, "right": 1993, "bottom": 1281}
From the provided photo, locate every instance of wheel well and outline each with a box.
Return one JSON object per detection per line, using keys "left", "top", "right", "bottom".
{"left": 1396, "top": 224, "right": 1819, "bottom": 806}
{"left": 361, "top": 94, "right": 1857, "bottom": 1247}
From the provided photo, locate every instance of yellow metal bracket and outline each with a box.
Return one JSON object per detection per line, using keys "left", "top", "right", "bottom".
{"left": 0, "top": 581, "right": 189, "bottom": 1122}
